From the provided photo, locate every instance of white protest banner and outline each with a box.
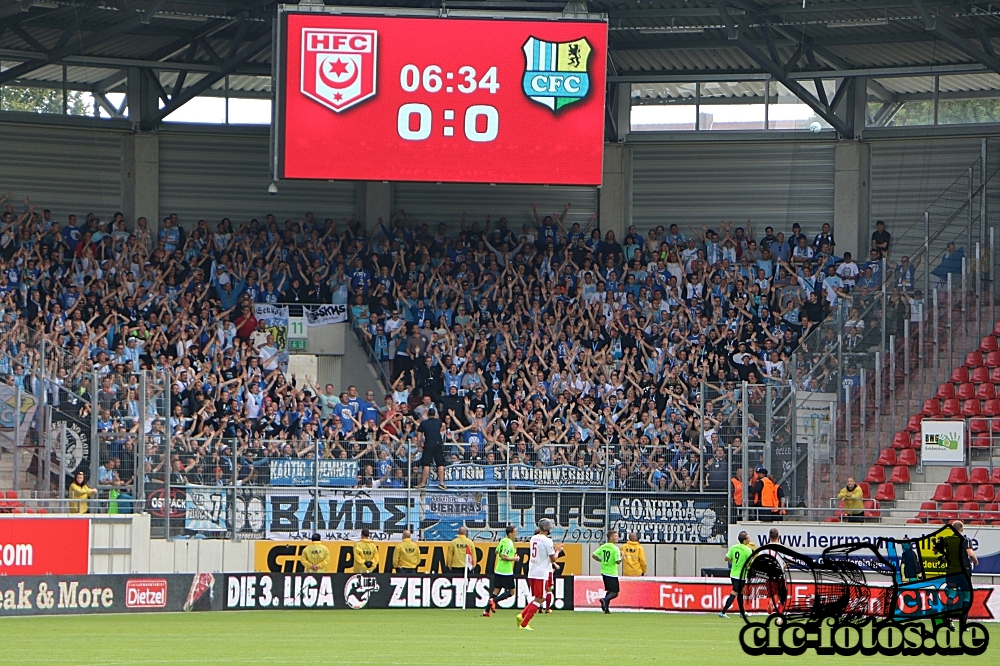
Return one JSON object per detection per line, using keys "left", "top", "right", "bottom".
{"left": 304, "top": 303, "right": 348, "bottom": 327}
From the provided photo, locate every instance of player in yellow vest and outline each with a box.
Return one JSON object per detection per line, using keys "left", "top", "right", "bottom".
{"left": 621, "top": 532, "right": 647, "bottom": 576}
{"left": 299, "top": 533, "right": 331, "bottom": 573}
{"left": 447, "top": 525, "right": 475, "bottom": 574}
{"left": 353, "top": 529, "right": 380, "bottom": 573}
{"left": 393, "top": 530, "right": 422, "bottom": 573}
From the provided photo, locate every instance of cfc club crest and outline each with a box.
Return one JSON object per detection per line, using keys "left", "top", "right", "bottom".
{"left": 343, "top": 574, "right": 380, "bottom": 609}
{"left": 301, "top": 28, "right": 377, "bottom": 112}
{"left": 522, "top": 37, "right": 592, "bottom": 111}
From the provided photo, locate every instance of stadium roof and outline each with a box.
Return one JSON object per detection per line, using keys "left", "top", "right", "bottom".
{"left": 1, "top": 0, "right": 999, "bottom": 131}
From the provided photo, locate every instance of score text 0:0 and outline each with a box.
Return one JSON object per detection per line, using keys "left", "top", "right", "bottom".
{"left": 397, "top": 103, "right": 499, "bottom": 142}
{"left": 400, "top": 65, "right": 499, "bottom": 94}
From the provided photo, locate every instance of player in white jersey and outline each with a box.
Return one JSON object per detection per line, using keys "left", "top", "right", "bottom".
{"left": 517, "top": 518, "right": 562, "bottom": 630}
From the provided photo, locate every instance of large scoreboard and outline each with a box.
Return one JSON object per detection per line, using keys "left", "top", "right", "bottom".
{"left": 275, "top": 9, "right": 608, "bottom": 185}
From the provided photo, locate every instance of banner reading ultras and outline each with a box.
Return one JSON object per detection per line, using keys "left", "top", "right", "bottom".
{"left": 279, "top": 13, "right": 608, "bottom": 185}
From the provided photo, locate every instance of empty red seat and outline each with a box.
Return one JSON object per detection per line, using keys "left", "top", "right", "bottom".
{"left": 980, "top": 336, "right": 999, "bottom": 352}
{"left": 959, "top": 501, "right": 981, "bottom": 521}
{"left": 898, "top": 449, "right": 918, "bottom": 466}
{"left": 950, "top": 367, "right": 970, "bottom": 383}
{"left": 987, "top": 351, "right": 1000, "bottom": 367}
{"left": 993, "top": 321, "right": 1000, "bottom": 336}
{"left": 956, "top": 383, "right": 976, "bottom": 400}
{"left": 963, "top": 399, "right": 982, "bottom": 416}
{"left": 991, "top": 366, "right": 1000, "bottom": 383}
{"left": 983, "top": 399, "right": 1000, "bottom": 417}
{"left": 931, "top": 484, "right": 954, "bottom": 502}
{"left": 859, "top": 481, "right": 871, "bottom": 499}
{"left": 940, "top": 399, "right": 960, "bottom": 416}
{"left": 35, "top": 508, "right": 47, "bottom": 514}
{"left": 993, "top": 468, "right": 1000, "bottom": 484}
{"left": 971, "top": 418, "right": 989, "bottom": 433}
{"left": 876, "top": 449, "right": 897, "bottom": 466}
{"left": 865, "top": 465, "right": 886, "bottom": 484}
{"left": 915, "top": 501, "right": 938, "bottom": 520}
{"left": 864, "top": 499, "right": 881, "bottom": 519}
{"left": 825, "top": 500, "right": 845, "bottom": 523}
{"left": 939, "top": 501, "right": 960, "bottom": 521}
{"left": 946, "top": 468, "right": 969, "bottom": 484}
{"left": 972, "top": 366, "right": 992, "bottom": 383}
{"left": 954, "top": 484, "right": 975, "bottom": 502}
{"left": 891, "top": 431, "right": 913, "bottom": 449}
{"left": 974, "top": 433, "right": 992, "bottom": 448}
{"left": 977, "top": 383, "right": 997, "bottom": 400}
{"left": 984, "top": 501, "right": 1000, "bottom": 522}
{"left": 975, "top": 484, "right": 995, "bottom": 503}
{"left": 906, "top": 415, "right": 923, "bottom": 432}
{"left": 966, "top": 351, "right": 985, "bottom": 367}
{"left": 874, "top": 483, "right": 896, "bottom": 501}
{"left": 970, "top": 467, "right": 991, "bottom": 485}
{"left": 888, "top": 466, "right": 911, "bottom": 483}
{"left": 935, "top": 383, "right": 956, "bottom": 399}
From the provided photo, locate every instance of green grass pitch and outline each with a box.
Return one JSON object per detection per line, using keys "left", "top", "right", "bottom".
{"left": 0, "top": 611, "right": 993, "bottom": 665}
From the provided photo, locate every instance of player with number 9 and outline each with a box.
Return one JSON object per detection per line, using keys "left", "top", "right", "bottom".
{"left": 720, "top": 530, "right": 755, "bottom": 618}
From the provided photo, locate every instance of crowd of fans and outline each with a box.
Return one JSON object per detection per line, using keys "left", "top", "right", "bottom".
{"left": 0, "top": 190, "right": 895, "bottom": 495}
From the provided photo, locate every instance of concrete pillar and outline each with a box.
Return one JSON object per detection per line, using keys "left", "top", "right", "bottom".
{"left": 834, "top": 140, "right": 870, "bottom": 261}
{"left": 615, "top": 83, "right": 631, "bottom": 142}
{"left": 127, "top": 67, "right": 160, "bottom": 132}
{"left": 121, "top": 132, "right": 159, "bottom": 236}
{"left": 357, "top": 182, "right": 391, "bottom": 230}
{"left": 600, "top": 143, "right": 629, "bottom": 240}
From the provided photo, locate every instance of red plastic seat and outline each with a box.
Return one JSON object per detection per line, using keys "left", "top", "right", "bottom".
{"left": 959, "top": 501, "right": 981, "bottom": 521}
{"left": 891, "top": 431, "right": 913, "bottom": 449}
{"left": 984, "top": 501, "right": 1000, "bottom": 522}
{"left": 946, "top": 468, "right": 969, "bottom": 484}
{"left": 931, "top": 484, "right": 954, "bottom": 502}
{"left": 939, "top": 501, "right": 960, "bottom": 521}
{"left": 898, "top": 448, "right": 918, "bottom": 466}
{"left": 993, "top": 321, "right": 1000, "bottom": 336}
{"left": 971, "top": 366, "right": 992, "bottom": 383}
{"left": 971, "top": 418, "right": 989, "bottom": 433}
{"left": 939, "top": 398, "right": 960, "bottom": 416}
{"left": 970, "top": 467, "right": 991, "bottom": 485}
{"left": 962, "top": 399, "right": 982, "bottom": 416}
{"left": 864, "top": 465, "right": 886, "bottom": 484}
{"left": 824, "top": 500, "right": 845, "bottom": 523}
{"left": 991, "top": 366, "right": 1000, "bottom": 383}
{"left": 974, "top": 484, "right": 996, "bottom": 503}
{"left": 888, "top": 466, "right": 911, "bottom": 484}
{"left": 859, "top": 481, "right": 871, "bottom": 499}
{"left": 987, "top": 351, "right": 1000, "bottom": 367}
{"left": 977, "top": 383, "right": 997, "bottom": 400}
{"left": 876, "top": 449, "right": 897, "bottom": 466}
{"left": 935, "top": 383, "right": 956, "bottom": 399}
{"left": 974, "top": 433, "right": 992, "bottom": 448}
{"left": 983, "top": 400, "right": 1000, "bottom": 417}
{"left": 950, "top": 367, "right": 970, "bottom": 383}
{"left": 954, "top": 484, "right": 975, "bottom": 502}
{"left": 874, "top": 483, "right": 896, "bottom": 501}
{"left": 864, "top": 499, "right": 881, "bottom": 519}
{"left": 35, "top": 508, "right": 47, "bottom": 514}
{"left": 966, "top": 351, "right": 985, "bottom": 367}
{"left": 993, "top": 468, "right": 1000, "bottom": 484}
{"left": 956, "top": 383, "right": 976, "bottom": 400}
{"left": 915, "top": 501, "right": 938, "bottom": 520}
{"left": 906, "top": 415, "right": 923, "bottom": 432}
{"left": 980, "top": 336, "right": 999, "bottom": 352}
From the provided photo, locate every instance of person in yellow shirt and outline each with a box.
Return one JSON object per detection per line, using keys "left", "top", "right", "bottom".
{"left": 393, "top": 530, "right": 421, "bottom": 573}
{"left": 68, "top": 471, "right": 98, "bottom": 514}
{"left": 837, "top": 477, "right": 865, "bottom": 523}
{"left": 621, "top": 532, "right": 647, "bottom": 576}
{"left": 353, "top": 529, "right": 380, "bottom": 573}
{"left": 300, "top": 534, "right": 331, "bottom": 573}
{"left": 447, "top": 526, "right": 475, "bottom": 574}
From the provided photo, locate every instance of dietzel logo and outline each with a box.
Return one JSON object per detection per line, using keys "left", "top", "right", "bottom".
{"left": 344, "top": 574, "right": 379, "bottom": 609}
{"left": 521, "top": 37, "right": 592, "bottom": 112}
{"left": 301, "top": 29, "right": 377, "bottom": 112}
{"left": 126, "top": 579, "right": 167, "bottom": 608}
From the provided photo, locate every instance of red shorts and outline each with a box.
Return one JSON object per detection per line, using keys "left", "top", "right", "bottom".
{"left": 528, "top": 578, "right": 547, "bottom": 598}
{"left": 546, "top": 573, "right": 554, "bottom": 590}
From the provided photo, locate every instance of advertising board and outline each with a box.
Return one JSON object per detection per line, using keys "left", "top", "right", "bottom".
{"left": 0, "top": 518, "right": 90, "bottom": 576}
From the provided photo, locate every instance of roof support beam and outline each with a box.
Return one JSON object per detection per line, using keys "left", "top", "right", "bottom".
{"left": 914, "top": 0, "right": 1000, "bottom": 75}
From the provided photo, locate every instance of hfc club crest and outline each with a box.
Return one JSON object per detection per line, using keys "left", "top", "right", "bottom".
{"left": 522, "top": 37, "right": 592, "bottom": 111}
{"left": 301, "top": 28, "right": 377, "bottom": 112}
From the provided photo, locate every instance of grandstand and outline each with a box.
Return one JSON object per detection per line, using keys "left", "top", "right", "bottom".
{"left": 0, "top": 0, "right": 999, "bottom": 654}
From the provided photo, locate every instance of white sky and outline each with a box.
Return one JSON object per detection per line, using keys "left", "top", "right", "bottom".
{"left": 89, "top": 92, "right": 272, "bottom": 124}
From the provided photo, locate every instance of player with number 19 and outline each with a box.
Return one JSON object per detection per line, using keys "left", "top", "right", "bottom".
{"left": 592, "top": 530, "right": 622, "bottom": 613}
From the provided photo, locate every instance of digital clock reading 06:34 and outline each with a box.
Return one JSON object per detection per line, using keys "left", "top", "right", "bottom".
{"left": 280, "top": 13, "right": 608, "bottom": 185}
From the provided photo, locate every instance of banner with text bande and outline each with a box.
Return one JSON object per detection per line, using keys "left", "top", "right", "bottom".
{"left": 609, "top": 493, "right": 728, "bottom": 544}
{"left": 730, "top": 522, "right": 1000, "bottom": 574}
{"left": 304, "top": 304, "right": 347, "bottom": 327}
{"left": 265, "top": 488, "right": 421, "bottom": 540}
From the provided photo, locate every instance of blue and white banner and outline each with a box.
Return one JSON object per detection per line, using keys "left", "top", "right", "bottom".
{"left": 609, "top": 493, "right": 728, "bottom": 544}
{"left": 265, "top": 489, "right": 420, "bottom": 541}
{"left": 185, "top": 486, "right": 229, "bottom": 532}
{"left": 304, "top": 304, "right": 348, "bottom": 327}
{"left": 269, "top": 459, "right": 359, "bottom": 487}
{"left": 422, "top": 491, "right": 487, "bottom": 522}
{"left": 441, "top": 463, "right": 605, "bottom": 489}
